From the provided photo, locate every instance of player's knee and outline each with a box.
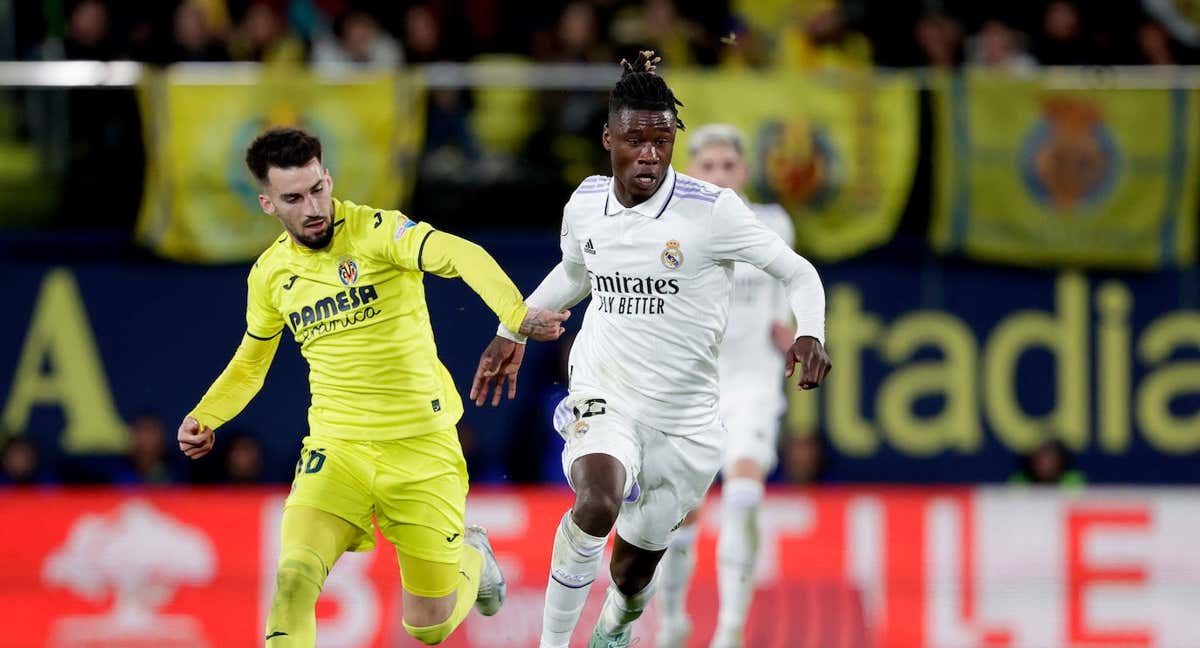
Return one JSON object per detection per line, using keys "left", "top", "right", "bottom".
{"left": 612, "top": 568, "right": 656, "bottom": 598}
{"left": 722, "top": 477, "right": 764, "bottom": 511}
{"left": 273, "top": 547, "right": 327, "bottom": 605}
{"left": 572, "top": 487, "right": 621, "bottom": 536}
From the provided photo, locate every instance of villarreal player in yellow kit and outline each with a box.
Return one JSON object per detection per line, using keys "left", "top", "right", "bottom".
{"left": 176, "top": 128, "right": 568, "bottom": 646}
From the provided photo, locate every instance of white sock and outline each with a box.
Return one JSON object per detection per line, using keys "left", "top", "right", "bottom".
{"left": 657, "top": 524, "right": 698, "bottom": 625}
{"left": 540, "top": 511, "right": 607, "bottom": 648}
{"left": 597, "top": 577, "right": 656, "bottom": 637}
{"left": 715, "top": 478, "right": 763, "bottom": 639}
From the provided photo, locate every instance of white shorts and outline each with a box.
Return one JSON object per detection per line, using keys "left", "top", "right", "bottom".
{"left": 719, "top": 390, "right": 783, "bottom": 473}
{"left": 555, "top": 394, "right": 723, "bottom": 551}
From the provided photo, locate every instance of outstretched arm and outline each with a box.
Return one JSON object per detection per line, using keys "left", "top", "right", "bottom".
{"left": 179, "top": 332, "right": 279, "bottom": 459}
{"left": 497, "top": 259, "right": 592, "bottom": 342}
{"left": 470, "top": 258, "right": 591, "bottom": 406}
{"left": 419, "top": 230, "right": 569, "bottom": 341}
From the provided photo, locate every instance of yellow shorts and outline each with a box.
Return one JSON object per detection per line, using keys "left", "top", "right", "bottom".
{"left": 284, "top": 428, "right": 469, "bottom": 597}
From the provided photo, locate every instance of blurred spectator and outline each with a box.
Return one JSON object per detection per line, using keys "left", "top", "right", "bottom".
{"left": 610, "top": 0, "right": 704, "bottom": 67}
{"left": 781, "top": 432, "right": 826, "bottom": 485}
{"left": 313, "top": 10, "right": 402, "bottom": 67}
{"left": 534, "top": 1, "right": 610, "bottom": 63}
{"left": 188, "top": 430, "right": 272, "bottom": 484}
{"left": 167, "top": 0, "right": 230, "bottom": 62}
{"left": 63, "top": 0, "right": 117, "bottom": 60}
{"left": 1133, "top": 13, "right": 1200, "bottom": 65}
{"left": 223, "top": 433, "right": 264, "bottom": 484}
{"left": 1138, "top": 20, "right": 1176, "bottom": 64}
{"left": 1142, "top": 0, "right": 1200, "bottom": 60}
{"left": 421, "top": 87, "right": 482, "bottom": 180}
{"left": 1, "top": 436, "right": 40, "bottom": 486}
{"left": 1010, "top": 438, "right": 1086, "bottom": 487}
{"left": 914, "top": 12, "right": 964, "bottom": 69}
{"left": 403, "top": 4, "right": 445, "bottom": 63}
{"left": 774, "top": 1, "right": 873, "bottom": 71}
{"left": 119, "top": 413, "right": 177, "bottom": 485}
{"left": 1034, "top": 1, "right": 1092, "bottom": 65}
{"left": 969, "top": 20, "right": 1037, "bottom": 73}
{"left": 640, "top": 0, "right": 692, "bottom": 66}
{"left": 229, "top": 1, "right": 304, "bottom": 63}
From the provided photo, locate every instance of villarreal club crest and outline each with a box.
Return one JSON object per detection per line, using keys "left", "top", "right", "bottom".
{"left": 338, "top": 258, "right": 359, "bottom": 286}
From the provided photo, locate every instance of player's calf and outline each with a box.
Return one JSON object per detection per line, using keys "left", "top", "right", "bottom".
{"left": 713, "top": 478, "right": 765, "bottom": 646}
{"left": 541, "top": 512, "right": 608, "bottom": 647}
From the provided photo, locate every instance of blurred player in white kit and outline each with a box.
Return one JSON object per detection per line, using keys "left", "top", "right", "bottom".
{"left": 654, "top": 123, "right": 801, "bottom": 648}
{"left": 470, "top": 52, "right": 831, "bottom": 648}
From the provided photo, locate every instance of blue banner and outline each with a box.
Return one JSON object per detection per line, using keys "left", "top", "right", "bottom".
{"left": 2, "top": 236, "right": 1198, "bottom": 484}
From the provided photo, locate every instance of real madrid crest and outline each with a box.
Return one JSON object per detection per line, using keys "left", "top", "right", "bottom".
{"left": 337, "top": 258, "right": 359, "bottom": 286}
{"left": 660, "top": 240, "right": 684, "bottom": 270}
{"left": 572, "top": 420, "right": 590, "bottom": 439}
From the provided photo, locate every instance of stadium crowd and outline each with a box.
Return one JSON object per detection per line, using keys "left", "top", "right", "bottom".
{"left": 10, "top": 0, "right": 1200, "bottom": 68}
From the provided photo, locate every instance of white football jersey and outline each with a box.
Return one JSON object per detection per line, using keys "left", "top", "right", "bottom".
{"left": 560, "top": 168, "right": 794, "bottom": 433}
{"left": 719, "top": 202, "right": 795, "bottom": 414}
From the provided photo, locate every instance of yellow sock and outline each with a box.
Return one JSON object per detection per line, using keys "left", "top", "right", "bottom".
{"left": 403, "top": 545, "right": 483, "bottom": 645}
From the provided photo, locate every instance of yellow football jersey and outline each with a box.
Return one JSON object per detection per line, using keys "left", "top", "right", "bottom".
{"left": 223, "top": 198, "right": 524, "bottom": 440}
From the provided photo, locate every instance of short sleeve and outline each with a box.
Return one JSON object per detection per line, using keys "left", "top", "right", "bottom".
{"left": 246, "top": 262, "right": 284, "bottom": 339}
{"left": 710, "top": 191, "right": 789, "bottom": 269}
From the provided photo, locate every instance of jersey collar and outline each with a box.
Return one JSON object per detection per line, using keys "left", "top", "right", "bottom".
{"left": 604, "top": 167, "right": 676, "bottom": 219}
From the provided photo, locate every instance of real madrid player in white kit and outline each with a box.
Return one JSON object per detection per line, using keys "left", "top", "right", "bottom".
{"left": 654, "top": 124, "right": 799, "bottom": 648}
{"left": 471, "top": 52, "right": 831, "bottom": 648}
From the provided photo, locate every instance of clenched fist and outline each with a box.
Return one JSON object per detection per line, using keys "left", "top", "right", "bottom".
{"left": 177, "top": 416, "right": 216, "bottom": 459}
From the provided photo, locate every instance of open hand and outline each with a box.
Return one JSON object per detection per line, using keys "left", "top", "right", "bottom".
{"left": 471, "top": 336, "right": 527, "bottom": 406}
{"left": 785, "top": 336, "right": 831, "bottom": 390}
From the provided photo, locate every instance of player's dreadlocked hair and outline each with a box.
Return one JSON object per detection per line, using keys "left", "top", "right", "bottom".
{"left": 245, "top": 127, "right": 323, "bottom": 184}
{"left": 608, "top": 50, "right": 685, "bottom": 131}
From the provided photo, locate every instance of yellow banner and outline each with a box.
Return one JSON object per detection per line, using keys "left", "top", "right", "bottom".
{"left": 669, "top": 70, "right": 918, "bottom": 261}
{"left": 932, "top": 70, "right": 1199, "bottom": 269}
{"left": 137, "top": 67, "right": 425, "bottom": 263}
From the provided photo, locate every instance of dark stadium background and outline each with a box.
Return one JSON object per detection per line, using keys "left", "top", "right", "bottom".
{"left": 1, "top": 1, "right": 1198, "bottom": 647}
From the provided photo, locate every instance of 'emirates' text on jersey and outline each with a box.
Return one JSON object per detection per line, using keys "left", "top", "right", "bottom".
{"left": 562, "top": 169, "right": 791, "bottom": 432}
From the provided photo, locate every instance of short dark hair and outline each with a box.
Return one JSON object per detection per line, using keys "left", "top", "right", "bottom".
{"left": 608, "top": 50, "right": 685, "bottom": 131}
{"left": 245, "top": 127, "right": 322, "bottom": 184}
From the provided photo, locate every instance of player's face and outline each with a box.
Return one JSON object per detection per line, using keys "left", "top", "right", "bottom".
{"left": 258, "top": 157, "right": 335, "bottom": 250}
{"left": 687, "top": 143, "right": 748, "bottom": 192}
{"left": 604, "top": 108, "right": 676, "bottom": 206}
